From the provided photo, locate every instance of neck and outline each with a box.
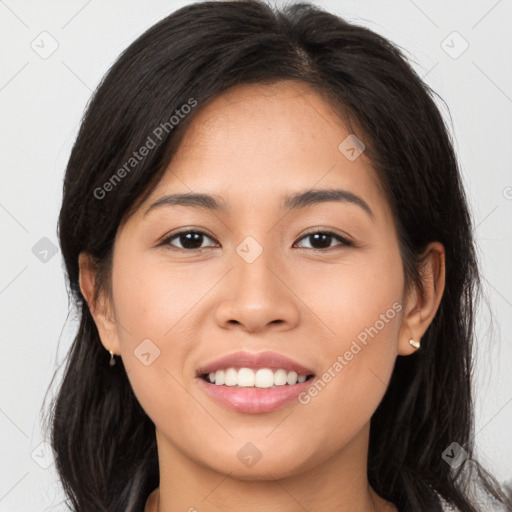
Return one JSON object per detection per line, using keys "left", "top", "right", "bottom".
{"left": 146, "top": 422, "right": 397, "bottom": 512}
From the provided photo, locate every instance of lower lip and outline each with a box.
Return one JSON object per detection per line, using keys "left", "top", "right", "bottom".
{"left": 197, "top": 376, "right": 314, "bottom": 414}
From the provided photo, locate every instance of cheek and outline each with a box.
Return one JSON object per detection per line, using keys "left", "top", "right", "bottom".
{"left": 111, "top": 254, "right": 205, "bottom": 345}
{"left": 296, "top": 241, "right": 404, "bottom": 350}
{"left": 110, "top": 257, "right": 204, "bottom": 420}
{"left": 292, "top": 244, "right": 403, "bottom": 424}
{"left": 291, "top": 306, "right": 402, "bottom": 464}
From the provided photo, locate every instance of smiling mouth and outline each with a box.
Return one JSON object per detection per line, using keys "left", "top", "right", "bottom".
{"left": 199, "top": 368, "right": 315, "bottom": 389}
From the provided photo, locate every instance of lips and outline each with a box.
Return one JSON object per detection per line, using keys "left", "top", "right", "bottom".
{"left": 195, "top": 351, "right": 317, "bottom": 414}
{"left": 195, "top": 350, "right": 315, "bottom": 377}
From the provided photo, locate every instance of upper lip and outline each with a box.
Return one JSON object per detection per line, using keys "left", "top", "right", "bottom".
{"left": 196, "top": 350, "right": 315, "bottom": 377}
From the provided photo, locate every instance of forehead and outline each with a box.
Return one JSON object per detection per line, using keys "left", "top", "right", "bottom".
{"left": 140, "top": 80, "right": 388, "bottom": 218}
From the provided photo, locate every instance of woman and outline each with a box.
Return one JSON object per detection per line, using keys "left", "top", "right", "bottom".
{"left": 44, "top": 1, "right": 512, "bottom": 511}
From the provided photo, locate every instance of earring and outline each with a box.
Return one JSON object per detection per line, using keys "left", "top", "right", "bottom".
{"left": 409, "top": 338, "right": 420, "bottom": 350}
{"left": 109, "top": 349, "right": 116, "bottom": 366}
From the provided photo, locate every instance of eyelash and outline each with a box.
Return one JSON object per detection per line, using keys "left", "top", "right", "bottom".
{"left": 160, "top": 228, "right": 354, "bottom": 252}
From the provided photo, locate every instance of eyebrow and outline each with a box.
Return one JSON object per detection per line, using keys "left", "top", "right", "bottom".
{"left": 144, "top": 188, "right": 374, "bottom": 219}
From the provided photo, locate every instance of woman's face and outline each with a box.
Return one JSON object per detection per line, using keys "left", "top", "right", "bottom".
{"left": 92, "top": 80, "right": 418, "bottom": 479}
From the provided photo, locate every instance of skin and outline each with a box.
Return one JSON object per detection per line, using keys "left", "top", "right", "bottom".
{"left": 79, "top": 80, "right": 445, "bottom": 512}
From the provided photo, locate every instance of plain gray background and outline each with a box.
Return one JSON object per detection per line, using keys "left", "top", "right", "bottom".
{"left": 1, "top": 0, "right": 511, "bottom": 510}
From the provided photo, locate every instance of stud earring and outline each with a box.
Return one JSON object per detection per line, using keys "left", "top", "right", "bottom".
{"left": 409, "top": 338, "right": 420, "bottom": 350}
{"left": 109, "top": 349, "right": 116, "bottom": 366}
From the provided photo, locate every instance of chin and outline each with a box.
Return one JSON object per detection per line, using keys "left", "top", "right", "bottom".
{"left": 201, "top": 448, "right": 318, "bottom": 481}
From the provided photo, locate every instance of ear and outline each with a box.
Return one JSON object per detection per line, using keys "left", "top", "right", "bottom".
{"left": 398, "top": 241, "right": 446, "bottom": 355}
{"left": 78, "top": 252, "right": 121, "bottom": 355}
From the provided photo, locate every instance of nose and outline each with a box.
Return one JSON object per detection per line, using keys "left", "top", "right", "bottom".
{"left": 213, "top": 243, "right": 301, "bottom": 333}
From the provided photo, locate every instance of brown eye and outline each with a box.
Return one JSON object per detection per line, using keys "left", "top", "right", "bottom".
{"left": 162, "top": 230, "right": 218, "bottom": 251}
{"left": 294, "top": 231, "right": 353, "bottom": 250}
{"left": 161, "top": 229, "right": 353, "bottom": 252}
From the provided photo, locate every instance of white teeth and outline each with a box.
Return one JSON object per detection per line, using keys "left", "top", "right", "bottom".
{"left": 255, "top": 368, "right": 274, "bottom": 388}
{"left": 215, "top": 369, "right": 225, "bottom": 385}
{"left": 224, "top": 368, "right": 238, "bottom": 386}
{"left": 286, "top": 371, "right": 298, "bottom": 385}
{"left": 273, "top": 369, "right": 288, "bottom": 386}
{"left": 237, "top": 367, "right": 255, "bottom": 387}
{"left": 206, "top": 367, "right": 310, "bottom": 388}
